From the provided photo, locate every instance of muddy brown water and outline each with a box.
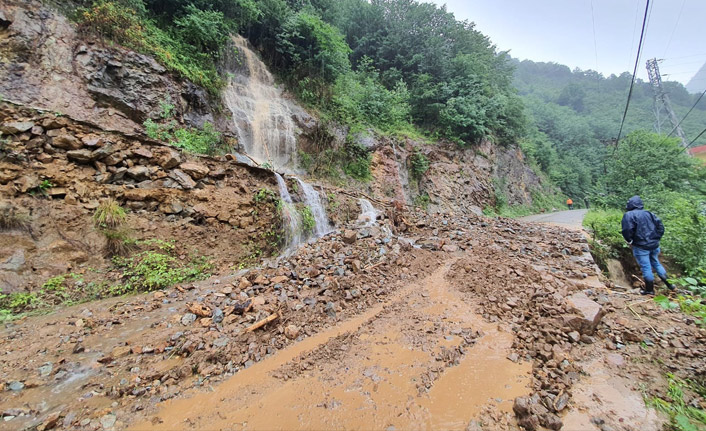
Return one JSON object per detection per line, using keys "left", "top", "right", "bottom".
{"left": 131, "top": 263, "right": 532, "bottom": 430}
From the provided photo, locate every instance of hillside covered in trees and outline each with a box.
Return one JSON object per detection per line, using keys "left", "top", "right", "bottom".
{"left": 514, "top": 60, "right": 706, "bottom": 201}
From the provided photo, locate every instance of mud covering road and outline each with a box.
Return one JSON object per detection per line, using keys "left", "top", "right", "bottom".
{"left": 2, "top": 211, "right": 705, "bottom": 430}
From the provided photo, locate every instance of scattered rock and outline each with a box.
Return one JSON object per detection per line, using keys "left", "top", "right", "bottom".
{"left": 66, "top": 149, "right": 95, "bottom": 163}
{"left": 100, "top": 414, "right": 117, "bottom": 429}
{"left": 170, "top": 169, "right": 196, "bottom": 189}
{"left": 1, "top": 121, "right": 34, "bottom": 134}
{"left": 565, "top": 292, "right": 605, "bottom": 335}
{"left": 127, "top": 166, "right": 151, "bottom": 181}
{"left": 180, "top": 162, "right": 210, "bottom": 180}
{"left": 285, "top": 324, "right": 300, "bottom": 339}
{"left": 52, "top": 134, "right": 82, "bottom": 150}
{"left": 342, "top": 230, "right": 357, "bottom": 244}
{"left": 181, "top": 313, "right": 197, "bottom": 326}
{"left": 8, "top": 381, "right": 24, "bottom": 391}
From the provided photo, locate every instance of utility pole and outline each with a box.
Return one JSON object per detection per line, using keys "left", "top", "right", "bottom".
{"left": 646, "top": 58, "right": 688, "bottom": 147}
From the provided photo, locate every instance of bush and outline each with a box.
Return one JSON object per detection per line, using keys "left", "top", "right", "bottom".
{"left": 174, "top": 5, "right": 228, "bottom": 55}
{"left": 78, "top": 1, "right": 222, "bottom": 92}
{"left": 409, "top": 150, "right": 430, "bottom": 180}
{"left": 277, "top": 11, "right": 351, "bottom": 83}
{"left": 144, "top": 119, "right": 223, "bottom": 155}
{"left": 114, "top": 242, "right": 213, "bottom": 292}
{"left": 94, "top": 199, "right": 134, "bottom": 256}
{"left": 340, "top": 142, "right": 372, "bottom": 181}
{"left": 172, "top": 123, "right": 222, "bottom": 154}
{"left": 0, "top": 204, "right": 30, "bottom": 232}
{"left": 299, "top": 206, "right": 315, "bottom": 234}
{"left": 93, "top": 199, "right": 127, "bottom": 229}
{"left": 330, "top": 59, "right": 412, "bottom": 131}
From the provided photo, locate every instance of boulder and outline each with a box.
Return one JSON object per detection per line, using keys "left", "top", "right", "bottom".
{"left": 66, "top": 149, "right": 95, "bottom": 163}
{"left": 127, "top": 166, "right": 151, "bottom": 181}
{"left": 81, "top": 135, "right": 103, "bottom": 148}
{"left": 52, "top": 134, "right": 82, "bottom": 150}
{"left": 132, "top": 147, "right": 153, "bottom": 158}
{"left": 0, "top": 121, "right": 34, "bottom": 134}
{"left": 156, "top": 149, "right": 181, "bottom": 169}
{"left": 170, "top": 169, "right": 196, "bottom": 190}
{"left": 0, "top": 250, "right": 25, "bottom": 272}
{"left": 342, "top": 230, "right": 357, "bottom": 244}
{"left": 180, "top": 162, "right": 210, "bottom": 180}
{"left": 564, "top": 292, "right": 604, "bottom": 335}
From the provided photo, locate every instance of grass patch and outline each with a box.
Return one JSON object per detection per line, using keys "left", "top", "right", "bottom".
{"left": 144, "top": 119, "right": 224, "bottom": 155}
{"left": 648, "top": 374, "right": 706, "bottom": 431}
{"left": 0, "top": 204, "right": 31, "bottom": 232}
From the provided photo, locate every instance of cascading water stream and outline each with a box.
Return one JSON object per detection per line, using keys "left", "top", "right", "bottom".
{"left": 275, "top": 173, "right": 302, "bottom": 248}
{"left": 358, "top": 198, "right": 379, "bottom": 226}
{"left": 295, "top": 178, "right": 331, "bottom": 237}
{"left": 222, "top": 35, "right": 298, "bottom": 171}
{"left": 222, "top": 34, "right": 334, "bottom": 249}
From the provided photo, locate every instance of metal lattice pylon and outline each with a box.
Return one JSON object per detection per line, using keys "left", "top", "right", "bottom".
{"left": 646, "top": 58, "right": 688, "bottom": 147}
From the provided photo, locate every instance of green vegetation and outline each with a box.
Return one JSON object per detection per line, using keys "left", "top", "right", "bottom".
{"left": 144, "top": 118, "right": 223, "bottom": 155}
{"left": 514, "top": 60, "right": 706, "bottom": 203}
{"left": 299, "top": 206, "right": 315, "bottom": 234}
{"left": 76, "top": 0, "right": 524, "bottom": 147}
{"left": 77, "top": 0, "right": 226, "bottom": 92}
{"left": 648, "top": 374, "right": 706, "bottom": 431}
{"left": 0, "top": 239, "right": 213, "bottom": 319}
{"left": 114, "top": 249, "right": 212, "bottom": 292}
{"left": 581, "top": 131, "right": 706, "bottom": 277}
{"left": 409, "top": 150, "right": 430, "bottom": 180}
{"left": 0, "top": 204, "right": 31, "bottom": 232}
{"left": 94, "top": 199, "right": 134, "bottom": 256}
{"left": 484, "top": 190, "right": 565, "bottom": 219}
{"left": 413, "top": 193, "right": 430, "bottom": 210}
{"left": 342, "top": 141, "right": 372, "bottom": 181}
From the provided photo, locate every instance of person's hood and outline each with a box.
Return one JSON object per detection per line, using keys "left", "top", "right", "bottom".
{"left": 626, "top": 195, "right": 644, "bottom": 211}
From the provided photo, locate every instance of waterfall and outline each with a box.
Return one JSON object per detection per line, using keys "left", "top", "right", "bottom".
{"left": 222, "top": 35, "right": 298, "bottom": 171}
{"left": 275, "top": 173, "right": 302, "bottom": 248}
{"left": 358, "top": 199, "right": 379, "bottom": 226}
{"left": 295, "top": 178, "right": 331, "bottom": 238}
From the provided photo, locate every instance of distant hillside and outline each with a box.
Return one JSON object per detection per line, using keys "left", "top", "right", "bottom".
{"left": 510, "top": 59, "right": 706, "bottom": 199}
{"left": 686, "top": 61, "right": 706, "bottom": 94}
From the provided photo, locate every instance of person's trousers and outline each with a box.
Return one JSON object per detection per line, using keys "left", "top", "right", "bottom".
{"left": 632, "top": 246, "right": 667, "bottom": 282}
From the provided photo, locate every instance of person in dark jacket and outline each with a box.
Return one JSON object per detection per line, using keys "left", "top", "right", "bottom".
{"left": 621, "top": 195, "right": 675, "bottom": 295}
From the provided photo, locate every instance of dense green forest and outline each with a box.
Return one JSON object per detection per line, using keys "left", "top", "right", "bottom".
{"left": 514, "top": 60, "right": 706, "bottom": 201}
{"left": 76, "top": 0, "right": 525, "bottom": 145}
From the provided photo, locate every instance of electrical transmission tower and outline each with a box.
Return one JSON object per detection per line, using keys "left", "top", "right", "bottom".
{"left": 646, "top": 58, "right": 688, "bottom": 147}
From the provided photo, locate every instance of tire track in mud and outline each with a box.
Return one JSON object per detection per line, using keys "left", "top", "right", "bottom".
{"left": 133, "top": 261, "right": 532, "bottom": 431}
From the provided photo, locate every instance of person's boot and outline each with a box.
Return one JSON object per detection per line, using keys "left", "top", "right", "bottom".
{"left": 659, "top": 275, "right": 675, "bottom": 291}
{"left": 640, "top": 279, "right": 655, "bottom": 295}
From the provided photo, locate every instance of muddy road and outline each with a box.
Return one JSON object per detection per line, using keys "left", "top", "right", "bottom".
{"left": 1, "top": 212, "right": 704, "bottom": 430}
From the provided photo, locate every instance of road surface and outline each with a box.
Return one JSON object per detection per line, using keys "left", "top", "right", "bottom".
{"left": 518, "top": 209, "right": 588, "bottom": 230}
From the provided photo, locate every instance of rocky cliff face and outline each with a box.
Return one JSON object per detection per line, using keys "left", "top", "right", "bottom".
{"left": 0, "top": 102, "right": 280, "bottom": 294}
{"left": 362, "top": 133, "right": 548, "bottom": 215}
{"left": 0, "top": 0, "right": 233, "bottom": 135}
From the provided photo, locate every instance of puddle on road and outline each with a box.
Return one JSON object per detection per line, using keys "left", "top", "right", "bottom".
{"left": 134, "top": 264, "right": 531, "bottom": 431}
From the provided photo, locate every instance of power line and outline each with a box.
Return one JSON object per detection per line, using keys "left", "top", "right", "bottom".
{"left": 590, "top": 0, "right": 599, "bottom": 72}
{"left": 662, "top": 0, "right": 686, "bottom": 58}
{"left": 662, "top": 53, "right": 706, "bottom": 61}
{"left": 679, "top": 127, "right": 706, "bottom": 156}
{"left": 668, "top": 88, "right": 706, "bottom": 137}
{"left": 614, "top": 0, "right": 651, "bottom": 152}
{"left": 687, "top": 128, "right": 706, "bottom": 148}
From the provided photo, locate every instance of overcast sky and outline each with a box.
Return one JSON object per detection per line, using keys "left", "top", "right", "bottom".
{"left": 429, "top": 0, "right": 706, "bottom": 87}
